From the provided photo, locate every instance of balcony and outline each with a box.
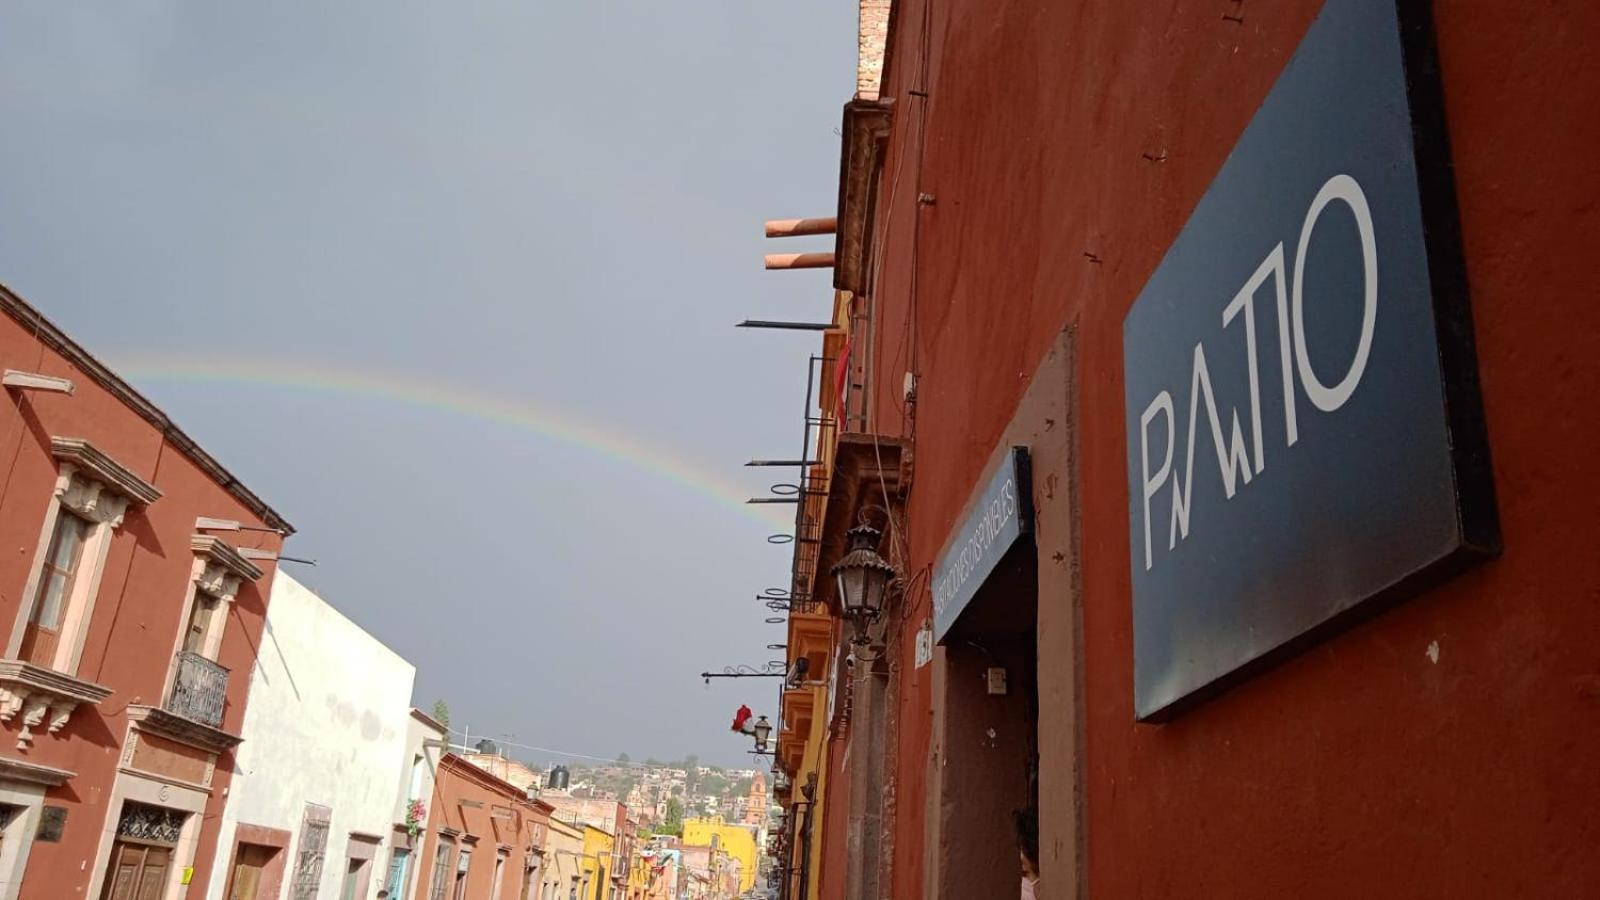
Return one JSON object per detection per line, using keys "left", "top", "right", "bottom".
{"left": 166, "top": 651, "right": 228, "bottom": 727}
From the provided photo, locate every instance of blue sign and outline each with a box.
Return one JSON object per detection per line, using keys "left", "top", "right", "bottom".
{"left": 933, "top": 447, "right": 1033, "bottom": 642}
{"left": 1122, "top": 0, "right": 1497, "bottom": 720}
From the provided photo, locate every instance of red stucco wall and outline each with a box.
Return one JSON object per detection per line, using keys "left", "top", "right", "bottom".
{"left": 817, "top": 731, "right": 850, "bottom": 900}
{"left": 0, "top": 293, "right": 286, "bottom": 898}
{"left": 863, "top": 0, "right": 1600, "bottom": 895}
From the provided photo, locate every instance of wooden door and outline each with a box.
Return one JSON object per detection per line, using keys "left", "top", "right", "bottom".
{"left": 101, "top": 841, "right": 172, "bottom": 900}
{"left": 385, "top": 848, "right": 412, "bottom": 898}
{"left": 228, "top": 844, "right": 275, "bottom": 900}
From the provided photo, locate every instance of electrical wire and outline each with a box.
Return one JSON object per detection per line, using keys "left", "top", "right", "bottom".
{"left": 864, "top": 0, "right": 938, "bottom": 624}
{"left": 441, "top": 727, "right": 740, "bottom": 773}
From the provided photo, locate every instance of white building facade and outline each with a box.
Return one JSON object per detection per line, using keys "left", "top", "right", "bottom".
{"left": 206, "top": 572, "right": 416, "bottom": 900}
{"left": 386, "top": 707, "right": 447, "bottom": 900}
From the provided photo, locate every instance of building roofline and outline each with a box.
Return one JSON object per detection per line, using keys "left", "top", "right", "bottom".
{"left": 0, "top": 282, "right": 293, "bottom": 534}
{"left": 409, "top": 707, "right": 448, "bottom": 734}
{"left": 441, "top": 752, "right": 547, "bottom": 803}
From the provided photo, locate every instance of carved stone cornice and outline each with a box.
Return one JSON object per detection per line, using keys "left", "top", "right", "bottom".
{"left": 50, "top": 437, "right": 161, "bottom": 506}
{"left": 833, "top": 98, "right": 894, "bottom": 295}
{"left": 56, "top": 470, "right": 132, "bottom": 527}
{"left": 189, "top": 535, "right": 262, "bottom": 602}
{"left": 0, "top": 659, "right": 113, "bottom": 749}
{"left": 0, "top": 754, "right": 75, "bottom": 786}
{"left": 127, "top": 704, "right": 243, "bottom": 753}
{"left": 190, "top": 535, "right": 263, "bottom": 581}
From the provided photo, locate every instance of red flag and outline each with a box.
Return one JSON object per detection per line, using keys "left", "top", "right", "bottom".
{"left": 834, "top": 337, "right": 853, "bottom": 426}
{"left": 730, "top": 704, "right": 753, "bottom": 733}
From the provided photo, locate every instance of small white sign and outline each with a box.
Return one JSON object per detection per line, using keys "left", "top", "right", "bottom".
{"left": 986, "top": 667, "right": 1008, "bottom": 696}
{"left": 913, "top": 619, "right": 934, "bottom": 669}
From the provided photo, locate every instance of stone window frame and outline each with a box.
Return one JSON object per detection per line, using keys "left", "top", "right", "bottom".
{"left": 5, "top": 437, "right": 160, "bottom": 676}
{"left": 156, "top": 535, "right": 262, "bottom": 710}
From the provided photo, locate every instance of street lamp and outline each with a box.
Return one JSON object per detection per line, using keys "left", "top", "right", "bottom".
{"left": 751, "top": 715, "right": 773, "bottom": 753}
{"left": 830, "top": 523, "right": 896, "bottom": 644}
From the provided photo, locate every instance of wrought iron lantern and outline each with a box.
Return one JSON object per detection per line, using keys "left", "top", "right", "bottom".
{"left": 752, "top": 715, "right": 772, "bottom": 752}
{"left": 830, "top": 523, "right": 896, "bottom": 641}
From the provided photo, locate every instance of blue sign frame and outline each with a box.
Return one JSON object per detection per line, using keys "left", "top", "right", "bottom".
{"left": 933, "top": 447, "right": 1034, "bottom": 642}
{"left": 1121, "top": 0, "right": 1498, "bottom": 721}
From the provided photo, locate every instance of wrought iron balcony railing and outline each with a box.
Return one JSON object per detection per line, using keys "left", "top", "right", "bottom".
{"left": 166, "top": 650, "right": 228, "bottom": 727}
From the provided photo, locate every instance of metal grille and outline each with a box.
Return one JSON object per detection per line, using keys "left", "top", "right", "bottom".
{"left": 116, "top": 801, "right": 186, "bottom": 844}
{"left": 429, "top": 841, "right": 453, "bottom": 900}
{"left": 166, "top": 650, "right": 229, "bottom": 726}
{"left": 291, "top": 804, "right": 332, "bottom": 900}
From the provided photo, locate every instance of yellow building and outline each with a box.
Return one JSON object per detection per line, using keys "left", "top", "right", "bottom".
{"left": 627, "top": 840, "right": 651, "bottom": 897}
{"left": 542, "top": 817, "right": 586, "bottom": 900}
{"left": 581, "top": 823, "right": 617, "bottom": 900}
{"left": 683, "top": 816, "right": 758, "bottom": 894}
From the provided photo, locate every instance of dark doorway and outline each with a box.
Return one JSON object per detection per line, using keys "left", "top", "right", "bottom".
{"left": 934, "top": 544, "right": 1039, "bottom": 900}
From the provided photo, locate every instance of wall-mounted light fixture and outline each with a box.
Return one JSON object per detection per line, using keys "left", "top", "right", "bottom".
{"left": 830, "top": 523, "right": 896, "bottom": 645}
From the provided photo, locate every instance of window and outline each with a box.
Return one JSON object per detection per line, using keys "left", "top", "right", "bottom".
{"left": 0, "top": 803, "right": 20, "bottom": 856}
{"left": 181, "top": 592, "right": 221, "bottom": 656}
{"left": 18, "top": 511, "right": 90, "bottom": 666}
{"left": 452, "top": 848, "right": 472, "bottom": 900}
{"left": 10, "top": 439, "right": 160, "bottom": 676}
{"left": 290, "top": 804, "right": 332, "bottom": 900}
{"left": 491, "top": 850, "right": 507, "bottom": 899}
{"left": 340, "top": 856, "right": 364, "bottom": 900}
{"left": 385, "top": 847, "right": 412, "bottom": 899}
{"left": 429, "top": 839, "right": 454, "bottom": 900}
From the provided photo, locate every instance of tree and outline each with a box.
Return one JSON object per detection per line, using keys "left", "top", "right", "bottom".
{"left": 700, "top": 772, "right": 730, "bottom": 798}
{"left": 662, "top": 797, "right": 685, "bottom": 836}
{"left": 431, "top": 700, "right": 451, "bottom": 728}
{"left": 616, "top": 752, "right": 631, "bottom": 764}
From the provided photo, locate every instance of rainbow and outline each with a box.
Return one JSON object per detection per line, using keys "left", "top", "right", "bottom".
{"left": 110, "top": 354, "right": 791, "bottom": 528}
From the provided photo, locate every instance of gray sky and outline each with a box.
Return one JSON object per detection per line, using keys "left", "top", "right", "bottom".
{"left": 0, "top": 2, "right": 852, "bottom": 768}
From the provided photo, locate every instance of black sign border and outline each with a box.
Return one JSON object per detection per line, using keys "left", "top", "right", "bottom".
{"left": 1136, "top": 0, "right": 1500, "bottom": 722}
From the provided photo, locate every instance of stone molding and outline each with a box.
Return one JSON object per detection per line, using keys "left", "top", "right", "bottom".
{"left": 50, "top": 437, "right": 161, "bottom": 507}
{"left": 188, "top": 535, "right": 261, "bottom": 607}
{"left": 0, "top": 659, "right": 113, "bottom": 749}
{"left": 0, "top": 754, "right": 75, "bottom": 786}
{"left": 833, "top": 100, "right": 893, "bottom": 295}
{"left": 190, "top": 534, "right": 263, "bottom": 582}
{"left": 127, "top": 704, "right": 243, "bottom": 753}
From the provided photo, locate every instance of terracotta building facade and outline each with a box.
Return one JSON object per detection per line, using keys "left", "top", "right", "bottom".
{"left": 0, "top": 284, "right": 292, "bottom": 899}
{"left": 771, "top": 0, "right": 1600, "bottom": 897}
{"left": 408, "top": 754, "right": 552, "bottom": 900}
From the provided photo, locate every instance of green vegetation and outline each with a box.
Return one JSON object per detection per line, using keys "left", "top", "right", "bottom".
{"left": 660, "top": 797, "right": 684, "bottom": 836}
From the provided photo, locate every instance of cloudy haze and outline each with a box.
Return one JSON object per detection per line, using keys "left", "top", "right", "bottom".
{"left": 0, "top": 1, "right": 852, "bottom": 767}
